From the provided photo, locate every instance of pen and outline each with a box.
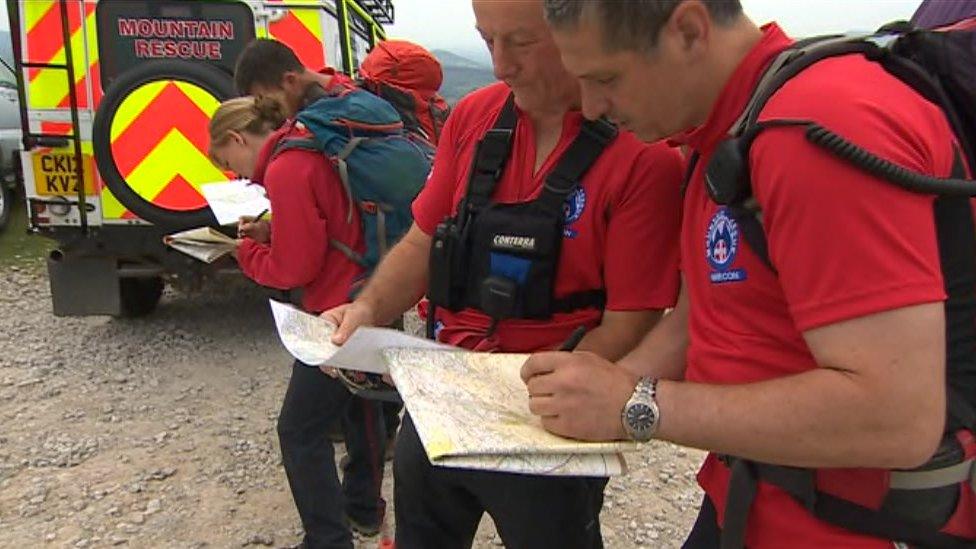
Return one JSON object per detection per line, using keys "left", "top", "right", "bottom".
{"left": 238, "top": 209, "right": 270, "bottom": 238}
{"left": 558, "top": 325, "right": 587, "bottom": 352}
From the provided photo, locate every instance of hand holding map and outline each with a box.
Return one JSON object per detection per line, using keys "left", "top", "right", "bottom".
{"left": 268, "top": 300, "right": 638, "bottom": 476}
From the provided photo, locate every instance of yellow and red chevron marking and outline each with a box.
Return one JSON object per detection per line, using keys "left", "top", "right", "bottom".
{"left": 102, "top": 80, "right": 227, "bottom": 220}
{"left": 24, "top": 0, "right": 101, "bottom": 110}
{"left": 266, "top": 2, "right": 328, "bottom": 71}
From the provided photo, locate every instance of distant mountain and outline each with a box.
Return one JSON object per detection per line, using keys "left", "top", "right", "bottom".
{"left": 432, "top": 49, "right": 487, "bottom": 70}
{"left": 432, "top": 49, "right": 496, "bottom": 105}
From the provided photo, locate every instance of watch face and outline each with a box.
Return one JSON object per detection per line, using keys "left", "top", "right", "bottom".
{"left": 626, "top": 402, "right": 656, "bottom": 434}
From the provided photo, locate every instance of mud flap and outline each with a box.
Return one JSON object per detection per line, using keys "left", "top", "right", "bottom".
{"left": 47, "top": 252, "right": 120, "bottom": 317}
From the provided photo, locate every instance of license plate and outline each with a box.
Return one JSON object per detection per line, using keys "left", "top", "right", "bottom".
{"left": 33, "top": 149, "right": 95, "bottom": 196}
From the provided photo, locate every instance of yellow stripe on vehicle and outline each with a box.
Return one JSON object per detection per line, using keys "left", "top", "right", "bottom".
{"left": 293, "top": 7, "right": 324, "bottom": 39}
{"left": 126, "top": 129, "right": 227, "bottom": 204}
{"left": 27, "top": 69, "right": 70, "bottom": 109}
{"left": 24, "top": 1, "right": 57, "bottom": 34}
{"left": 99, "top": 186, "right": 129, "bottom": 220}
{"left": 84, "top": 8, "right": 99, "bottom": 66}
{"left": 109, "top": 81, "right": 168, "bottom": 142}
{"left": 174, "top": 82, "right": 222, "bottom": 120}
{"left": 26, "top": 10, "right": 95, "bottom": 109}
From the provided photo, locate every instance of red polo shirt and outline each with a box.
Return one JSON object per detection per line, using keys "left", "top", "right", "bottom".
{"left": 675, "top": 24, "right": 960, "bottom": 547}
{"left": 412, "top": 82, "right": 683, "bottom": 352}
{"left": 237, "top": 121, "right": 365, "bottom": 313}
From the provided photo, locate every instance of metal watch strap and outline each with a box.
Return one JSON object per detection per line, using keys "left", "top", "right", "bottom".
{"left": 622, "top": 377, "right": 659, "bottom": 442}
{"left": 636, "top": 377, "right": 657, "bottom": 400}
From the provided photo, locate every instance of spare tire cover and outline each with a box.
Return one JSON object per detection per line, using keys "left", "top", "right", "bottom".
{"left": 93, "top": 59, "right": 236, "bottom": 230}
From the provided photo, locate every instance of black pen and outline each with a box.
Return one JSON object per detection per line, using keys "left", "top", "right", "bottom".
{"left": 558, "top": 325, "right": 587, "bottom": 352}
{"left": 238, "top": 209, "right": 269, "bottom": 238}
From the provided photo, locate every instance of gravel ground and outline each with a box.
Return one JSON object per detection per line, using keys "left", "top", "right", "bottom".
{"left": 0, "top": 258, "right": 705, "bottom": 548}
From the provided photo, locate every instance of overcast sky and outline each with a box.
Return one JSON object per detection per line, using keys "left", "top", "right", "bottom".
{"left": 388, "top": 0, "right": 924, "bottom": 63}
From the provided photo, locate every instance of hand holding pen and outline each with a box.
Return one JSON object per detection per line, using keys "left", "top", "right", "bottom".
{"left": 237, "top": 208, "right": 270, "bottom": 243}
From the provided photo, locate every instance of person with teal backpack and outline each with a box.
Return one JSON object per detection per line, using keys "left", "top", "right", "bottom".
{"left": 273, "top": 79, "right": 434, "bottom": 276}
{"left": 233, "top": 38, "right": 434, "bottom": 548}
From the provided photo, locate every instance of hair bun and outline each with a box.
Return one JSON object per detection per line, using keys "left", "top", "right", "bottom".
{"left": 252, "top": 96, "right": 287, "bottom": 128}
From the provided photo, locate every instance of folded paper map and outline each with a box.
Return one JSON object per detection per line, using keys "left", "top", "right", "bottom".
{"left": 163, "top": 227, "right": 236, "bottom": 263}
{"left": 267, "top": 300, "right": 636, "bottom": 477}
{"left": 200, "top": 179, "right": 271, "bottom": 226}
{"left": 269, "top": 299, "right": 448, "bottom": 373}
{"left": 386, "top": 349, "right": 636, "bottom": 477}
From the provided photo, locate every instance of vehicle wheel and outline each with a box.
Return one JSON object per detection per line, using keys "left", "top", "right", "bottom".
{"left": 118, "top": 276, "right": 164, "bottom": 317}
{"left": 0, "top": 180, "right": 11, "bottom": 232}
{"left": 92, "top": 59, "right": 236, "bottom": 230}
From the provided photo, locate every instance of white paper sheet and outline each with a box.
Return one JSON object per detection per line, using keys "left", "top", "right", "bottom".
{"left": 269, "top": 300, "right": 451, "bottom": 372}
{"left": 200, "top": 179, "right": 271, "bottom": 225}
{"left": 163, "top": 227, "right": 236, "bottom": 263}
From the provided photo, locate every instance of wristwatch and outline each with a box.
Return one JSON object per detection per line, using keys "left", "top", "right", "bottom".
{"left": 621, "top": 377, "right": 659, "bottom": 442}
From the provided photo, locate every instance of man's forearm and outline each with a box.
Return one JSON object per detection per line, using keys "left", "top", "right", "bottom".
{"left": 577, "top": 310, "right": 663, "bottom": 361}
{"left": 356, "top": 226, "right": 430, "bottom": 326}
{"left": 617, "top": 287, "right": 689, "bottom": 380}
{"left": 656, "top": 367, "right": 942, "bottom": 469}
{"left": 654, "top": 302, "right": 945, "bottom": 469}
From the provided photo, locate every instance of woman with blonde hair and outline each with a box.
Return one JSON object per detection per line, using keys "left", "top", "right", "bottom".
{"left": 208, "top": 96, "right": 388, "bottom": 548}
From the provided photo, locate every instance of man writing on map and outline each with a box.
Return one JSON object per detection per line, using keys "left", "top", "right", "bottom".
{"left": 322, "top": 1, "right": 684, "bottom": 546}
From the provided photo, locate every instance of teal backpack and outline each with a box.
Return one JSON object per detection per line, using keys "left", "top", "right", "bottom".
{"left": 274, "top": 84, "right": 434, "bottom": 274}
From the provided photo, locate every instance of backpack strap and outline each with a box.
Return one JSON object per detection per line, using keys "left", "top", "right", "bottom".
{"left": 335, "top": 137, "right": 366, "bottom": 224}
{"left": 458, "top": 94, "right": 518, "bottom": 223}
{"left": 535, "top": 116, "right": 618, "bottom": 315}
{"left": 935, "top": 152, "right": 976, "bottom": 433}
{"left": 720, "top": 456, "right": 976, "bottom": 549}
{"left": 329, "top": 238, "right": 368, "bottom": 268}
{"left": 535, "top": 116, "right": 618, "bottom": 211}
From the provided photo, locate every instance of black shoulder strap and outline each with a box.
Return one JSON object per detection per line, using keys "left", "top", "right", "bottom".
{"left": 535, "top": 117, "right": 619, "bottom": 212}
{"left": 541, "top": 118, "right": 617, "bottom": 315}
{"left": 458, "top": 95, "right": 617, "bottom": 221}
{"left": 459, "top": 94, "right": 517, "bottom": 220}
{"left": 720, "top": 458, "right": 976, "bottom": 549}
{"left": 936, "top": 151, "right": 976, "bottom": 432}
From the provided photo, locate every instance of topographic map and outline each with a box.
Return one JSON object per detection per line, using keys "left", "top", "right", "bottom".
{"left": 269, "top": 301, "right": 637, "bottom": 476}
{"left": 385, "top": 349, "right": 637, "bottom": 476}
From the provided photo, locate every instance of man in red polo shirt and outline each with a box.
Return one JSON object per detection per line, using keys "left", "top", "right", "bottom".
{"left": 524, "top": 1, "right": 975, "bottom": 548}
{"left": 231, "top": 39, "right": 395, "bottom": 547}
{"left": 323, "top": 0, "right": 683, "bottom": 546}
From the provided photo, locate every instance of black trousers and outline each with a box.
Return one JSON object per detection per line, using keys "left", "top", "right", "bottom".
{"left": 277, "top": 361, "right": 388, "bottom": 549}
{"left": 682, "top": 496, "right": 722, "bottom": 549}
{"left": 383, "top": 400, "right": 402, "bottom": 435}
{"left": 393, "top": 414, "right": 608, "bottom": 549}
